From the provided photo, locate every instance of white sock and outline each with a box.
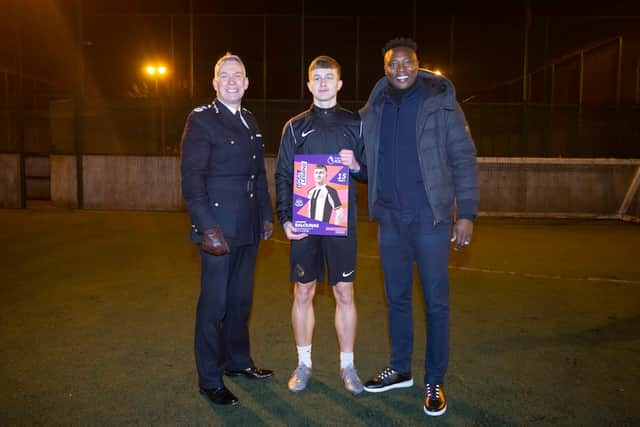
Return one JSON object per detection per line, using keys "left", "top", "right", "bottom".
{"left": 297, "top": 345, "right": 312, "bottom": 368}
{"left": 340, "top": 352, "right": 354, "bottom": 369}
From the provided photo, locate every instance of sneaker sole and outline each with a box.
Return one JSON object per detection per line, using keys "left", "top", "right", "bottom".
{"left": 363, "top": 378, "right": 414, "bottom": 393}
{"left": 423, "top": 404, "right": 447, "bottom": 416}
{"left": 345, "top": 386, "right": 364, "bottom": 395}
{"left": 288, "top": 380, "right": 309, "bottom": 393}
{"left": 199, "top": 391, "right": 239, "bottom": 407}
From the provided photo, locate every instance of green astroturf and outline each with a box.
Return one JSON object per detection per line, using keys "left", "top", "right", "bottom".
{"left": 1, "top": 208, "right": 639, "bottom": 426}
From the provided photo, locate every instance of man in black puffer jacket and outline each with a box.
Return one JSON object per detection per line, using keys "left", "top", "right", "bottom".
{"left": 360, "top": 38, "right": 479, "bottom": 417}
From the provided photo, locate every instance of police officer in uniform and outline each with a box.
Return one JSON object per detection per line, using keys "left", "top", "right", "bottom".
{"left": 180, "top": 53, "right": 274, "bottom": 407}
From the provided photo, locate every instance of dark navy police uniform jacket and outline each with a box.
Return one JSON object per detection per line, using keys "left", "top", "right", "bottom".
{"left": 181, "top": 99, "right": 273, "bottom": 247}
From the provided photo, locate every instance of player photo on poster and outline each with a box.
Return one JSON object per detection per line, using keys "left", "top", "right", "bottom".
{"left": 292, "top": 154, "right": 349, "bottom": 236}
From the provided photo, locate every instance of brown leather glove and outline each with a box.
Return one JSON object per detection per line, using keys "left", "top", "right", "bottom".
{"left": 201, "top": 225, "right": 230, "bottom": 256}
{"left": 262, "top": 220, "right": 274, "bottom": 240}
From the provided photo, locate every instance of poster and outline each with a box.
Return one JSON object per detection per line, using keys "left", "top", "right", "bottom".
{"left": 292, "top": 154, "right": 349, "bottom": 236}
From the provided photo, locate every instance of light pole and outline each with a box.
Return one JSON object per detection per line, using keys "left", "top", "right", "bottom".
{"left": 145, "top": 64, "right": 167, "bottom": 96}
{"left": 144, "top": 64, "right": 168, "bottom": 153}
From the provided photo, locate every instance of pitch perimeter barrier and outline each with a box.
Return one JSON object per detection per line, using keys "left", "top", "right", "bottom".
{"left": 1, "top": 154, "right": 629, "bottom": 222}
{"left": 0, "top": 153, "right": 21, "bottom": 208}
{"left": 477, "top": 157, "right": 640, "bottom": 221}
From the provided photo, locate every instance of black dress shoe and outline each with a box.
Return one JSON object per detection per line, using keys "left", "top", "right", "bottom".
{"left": 199, "top": 386, "right": 239, "bottom": 406}
{"left": 225, "top": 366, "right": 274, "bottom": 380}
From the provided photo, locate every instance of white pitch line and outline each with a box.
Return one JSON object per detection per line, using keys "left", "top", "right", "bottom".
{"left": 269, "top": 238, "right": 640, "bottom": 285}
{"left": 451, "top": 265, "right": 640, "bottom": 285}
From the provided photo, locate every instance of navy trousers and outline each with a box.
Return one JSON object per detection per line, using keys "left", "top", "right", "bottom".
{"left": 195, "top": 244, "right": 258, "bottom": 389}
{"left": 377, "top": 207, "right": 452, "bottom": 385}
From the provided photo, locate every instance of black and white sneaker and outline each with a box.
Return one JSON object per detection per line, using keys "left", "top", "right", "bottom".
{"left": 423, "top": 383, "right": 447, "bottom": 416}
{"left": 363, "top": 367, "right": 413, "bottom": 393}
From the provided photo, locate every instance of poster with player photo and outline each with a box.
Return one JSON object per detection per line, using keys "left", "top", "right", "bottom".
{"left": 292, "top": 154, "right": 349, "bottom": 236}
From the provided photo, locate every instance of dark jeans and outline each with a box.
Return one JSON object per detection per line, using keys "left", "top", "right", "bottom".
{"left": 377, "top": 207, "right": 452, "bottom": 385}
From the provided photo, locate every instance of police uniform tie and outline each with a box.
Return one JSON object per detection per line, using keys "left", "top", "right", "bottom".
{"left": 235, "top": 111, "right": 248, "bottom": 129}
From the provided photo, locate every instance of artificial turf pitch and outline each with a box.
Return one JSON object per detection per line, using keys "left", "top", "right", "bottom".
{"left": 1, "top": 207, "right": 639, "bottom": 426}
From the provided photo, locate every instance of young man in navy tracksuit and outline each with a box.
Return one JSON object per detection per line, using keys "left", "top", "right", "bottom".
{"left": 275, "top": 55, "right": 367, "bottom": 395}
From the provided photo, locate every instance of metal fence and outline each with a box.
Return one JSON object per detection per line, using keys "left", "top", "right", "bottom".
{"left": 2, "top": 98, "right": 638, "bottom": 159}
{"left": 464, "top": 103, "right": 640, "bottom": 158}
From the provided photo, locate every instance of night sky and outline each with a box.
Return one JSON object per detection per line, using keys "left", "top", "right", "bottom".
{"left": 1, "top": 0, "right": 640, "bottom": 103}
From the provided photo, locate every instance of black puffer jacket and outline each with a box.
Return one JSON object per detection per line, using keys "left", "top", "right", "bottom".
{"left": 360, "top": 70, "right": 479, "bottom": 223}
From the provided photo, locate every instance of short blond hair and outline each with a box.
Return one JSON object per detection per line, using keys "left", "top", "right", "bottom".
{"left": 214, "top": 52, "right": 246, "bottom": 78}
